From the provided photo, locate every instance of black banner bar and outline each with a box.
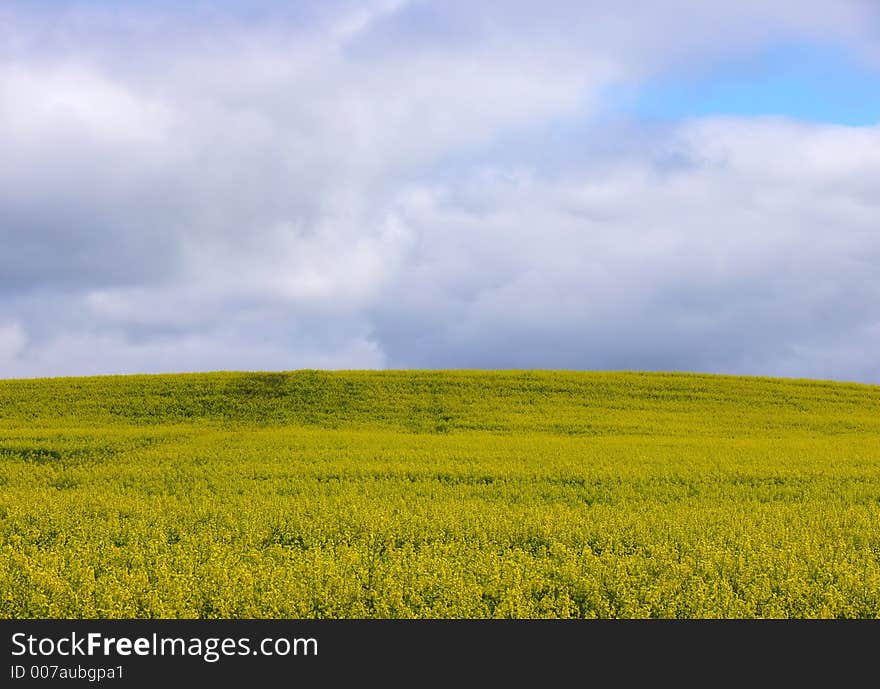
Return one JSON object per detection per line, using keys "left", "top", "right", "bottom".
{"left": 2, "top": 619, "right": 876, "bottom": 686}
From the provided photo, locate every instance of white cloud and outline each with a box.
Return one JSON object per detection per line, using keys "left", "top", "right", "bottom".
{"left": 373, "top": 118, "right": 880, "bottom": 382}
{"left": 1, "top": 326, "right": 386, "bottom": 378}
{"left": 0, "top": 321, "right": 27, "bottom": 375}
{"left": 0, "top": 2, "right": 878, "bottom": 381}
{"left": 0, "top": 62, "right": 172, "bottom": 144}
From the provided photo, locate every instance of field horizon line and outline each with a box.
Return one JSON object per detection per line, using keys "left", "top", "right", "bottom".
{"left": 1, "top": 368, "right": 877, "bottom": 389}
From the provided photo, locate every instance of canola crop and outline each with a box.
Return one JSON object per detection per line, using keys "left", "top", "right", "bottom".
{"left": 1, "top": 370, "right": 879, "bottom": 618}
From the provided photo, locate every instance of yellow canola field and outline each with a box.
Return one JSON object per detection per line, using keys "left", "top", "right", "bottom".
{"left": 1, "top": 370, "right": 879, "bottom": 618}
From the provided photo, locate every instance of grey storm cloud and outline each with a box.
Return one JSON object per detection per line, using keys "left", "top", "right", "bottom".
{"left": 0, "top": 1, "right": 878, "bottom": 381}
{"left": 370, "top": 120, "right": 880, "bottom": 380}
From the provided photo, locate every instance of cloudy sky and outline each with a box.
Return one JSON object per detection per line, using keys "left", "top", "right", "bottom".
{"left": 1, "top": 1, "right": 879, "bottom": 382}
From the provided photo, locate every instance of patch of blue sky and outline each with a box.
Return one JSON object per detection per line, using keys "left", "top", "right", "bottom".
{"left": 610, "top": 41, "right": 880, "bottom": 126}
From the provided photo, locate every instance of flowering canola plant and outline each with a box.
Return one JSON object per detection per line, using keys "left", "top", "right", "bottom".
{"left": 1, "top": 370, "right": 879, "bottom": 618}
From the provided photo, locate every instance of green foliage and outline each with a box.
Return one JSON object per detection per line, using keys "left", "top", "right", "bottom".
{"left": 1, "top": 371, "right": 879, "bottom": 618}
